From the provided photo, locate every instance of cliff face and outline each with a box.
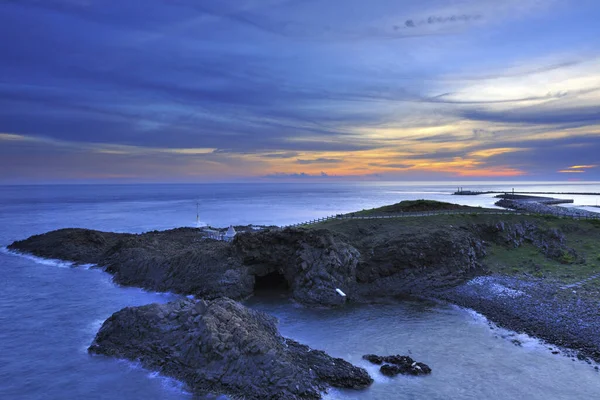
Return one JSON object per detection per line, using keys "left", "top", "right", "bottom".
{"left": 234, "top": 228, "right": 360, "bottom": 306}
{"left": 8, "top": 224, "right": 489, "bottom": 306}
{"left": 352, "top": 228, "right": 486, "bottom": 298}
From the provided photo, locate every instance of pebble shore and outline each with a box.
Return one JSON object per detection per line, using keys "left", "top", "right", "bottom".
{"left": 437, "top": 276, "right": 600, "bottom": 364}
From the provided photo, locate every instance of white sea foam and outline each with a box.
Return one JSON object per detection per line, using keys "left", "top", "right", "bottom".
{"left": 2, "top": 246, "right": 178, "bottom": 300}
{"left": 456, "top": 304, "right": 555, "bottom": 353}
{"left": 461, "top": 306, "right": 494, "bottom": 325}
{"left": 0, "top": 246, "right": 82, "bottom": 269}
{"left": 80, "top": 318, "right": 106, "bottom": 353}
{"left": 115, "top": 359, "right": 191, "bottom": 396}
{"left": 147, "top": 370, "right": 190, "bottom": 395}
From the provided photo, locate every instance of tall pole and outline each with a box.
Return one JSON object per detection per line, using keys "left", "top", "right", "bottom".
{"left": 196, "top": 202, "right": 199, "bottom": 224}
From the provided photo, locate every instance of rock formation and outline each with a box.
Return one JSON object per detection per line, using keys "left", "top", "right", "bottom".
{"left": 362, "top": 354, "right": 432, "bottom": 376}
{"left": 8, "top": 224, "right": 489, "bottom": 306}
{"left": 89, "top": 298, "right": 372, "bottom": 399}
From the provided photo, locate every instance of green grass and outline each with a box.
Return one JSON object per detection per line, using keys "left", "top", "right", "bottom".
{"left": 312, "top": 211, "right": 600, "bottom": 285}
{"left": 484, "top": 243, "right": 599, "bottom": 283}
{"left": 351, "top": 199, "right": 483, "bottom": 216}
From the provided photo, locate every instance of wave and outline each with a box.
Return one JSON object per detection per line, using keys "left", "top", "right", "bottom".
{"left": 112, "top": 359, "right": 192, "bottom": 397}
{"left": 452, "top": 304, "right": 569, "bottom": 355}
{"left": 1, "top": 246, "right": 179, "bottom": 299}
{"left": 0, "top": 246, "right": 96, "bottom": 269}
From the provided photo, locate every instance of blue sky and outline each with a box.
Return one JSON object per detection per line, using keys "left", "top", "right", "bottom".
{"left": 1, "top": 0, "right": 600, "bottom": 182}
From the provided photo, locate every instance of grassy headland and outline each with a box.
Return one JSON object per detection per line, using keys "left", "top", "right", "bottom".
{"left": 315, "top": 200, "right": 600, "bottom": 286}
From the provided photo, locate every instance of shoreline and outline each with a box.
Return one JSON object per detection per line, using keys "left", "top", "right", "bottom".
{"left": 433, "top": 276, "right": 600, "bottom": 364}
{"left": 4, "top": 236, "right": 600, "bottom": 368}
{"left": 5, "top": 243, "right": 598, "bottom": 371}
{"left": 6, "top": 199, "right": 600, "bottom": 397}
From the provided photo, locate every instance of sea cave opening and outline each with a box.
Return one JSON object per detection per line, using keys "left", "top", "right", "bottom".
{"left": 253, "top": 270, "right": 290, "bottom": 293}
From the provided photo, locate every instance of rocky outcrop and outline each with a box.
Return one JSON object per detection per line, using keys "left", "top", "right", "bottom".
{"left": 349, "top": 227, "right": 486, "bottom": 298}
{"left": 474, "top": 221, "right": 580, "bottom": 264}
{"left": 8, "top": 224, "right": 490, "bottom": 306}
{"left": 362, "top": 354, "right": 432, "bottom": 376}
{"left": 88, "top": 298, "right": 372, "bottom": 399}
{"left": 234, "top": 228, "right": 360, "bottom": 307}
{"left": 8, "top": 228, "right": 253, "bottom": 299}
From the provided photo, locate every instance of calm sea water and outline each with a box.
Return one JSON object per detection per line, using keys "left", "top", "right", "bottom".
{"left": 1, "top": 182, "right": 599, "bottom": 400}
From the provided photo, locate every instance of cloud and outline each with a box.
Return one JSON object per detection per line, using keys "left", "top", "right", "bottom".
{"left": 405, "top": 14, "right": 482, "bottom": 28}
{"left": 368, "top": 162, "right": 409, "bottom": 169}
{"left": 260, "top": 152, "right": 300, "bottom": 159}
{"left": 558, "top": 164, "right": 597, "bottom": 173}
{"left": 296, "top": 158, "right": 342, "bottom": 164}
{"left": 263, "top": 171, "right": 332, "bottom": 179}
{"left": 1, "top": 0, "right": 599, "bottom": 182}
{"left": 462, "top": 106, "right": 600, "bottom": 126}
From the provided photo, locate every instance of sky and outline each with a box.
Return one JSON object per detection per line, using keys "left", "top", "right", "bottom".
{"left": 1, "top": 0, "right": 600, "bottom": 183}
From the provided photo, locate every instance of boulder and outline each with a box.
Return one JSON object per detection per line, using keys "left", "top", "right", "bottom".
{"left": 362, "top": 354, "right": 432, "bottom": 376}
{"left": 89, "top": 298, "right": 372, "bottom": 399}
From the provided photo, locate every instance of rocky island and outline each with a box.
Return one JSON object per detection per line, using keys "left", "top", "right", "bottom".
{"left": 89, "top": 298, "right": 372, "bottom": 399}
{"left": 8, "top": 199, "right": 600, "bottom": 397}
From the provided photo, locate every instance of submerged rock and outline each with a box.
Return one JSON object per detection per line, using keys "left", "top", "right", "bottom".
{"left": 89, "top": 298, "right": 372, "bottom": 399}
{"left": 362, "top": 354, "right": 432, "bottom": 376}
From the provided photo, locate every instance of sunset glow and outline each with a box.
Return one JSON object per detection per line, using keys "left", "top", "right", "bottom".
{"left": 1, "top": 0, "right": 599, "bottom": 182}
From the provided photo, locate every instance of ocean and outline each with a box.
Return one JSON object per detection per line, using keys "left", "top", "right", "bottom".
{"left": 1, "top": 182, "right": 599, "bottom": 399}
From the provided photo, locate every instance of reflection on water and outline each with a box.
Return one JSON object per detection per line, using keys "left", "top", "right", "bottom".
{"left": 246, "top": 296, "right": 600, "bottom": 400}
{"left": 1, "top": 182, "right": 599, "bottom": 400}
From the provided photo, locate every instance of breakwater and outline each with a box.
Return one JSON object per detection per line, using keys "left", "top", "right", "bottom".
{"left": 454, "top": 190, "right": 600, "bottom": 196}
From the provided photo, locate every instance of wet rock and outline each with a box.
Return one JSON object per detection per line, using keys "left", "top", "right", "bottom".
{"left": 10, "top": 226, "right": 487, "bottom": 307}
{"left": 362, "top": 354, "right": 384, "bottom": 365}
{"left": 363, "top": 354, "right": 431, "bottom": 376}
{"left": 438, "top": 275, "right": 600, "bottom": 364}
{"left": 234, "top": 228, "right": 360, "bottom": 307}
{"left": 7, "top": 227, "right": 252, "bottom": 299}
{"left": 89, "top": 298, "right": 372, "bottom": 399}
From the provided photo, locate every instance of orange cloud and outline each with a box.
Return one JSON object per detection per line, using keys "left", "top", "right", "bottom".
{"left": 455, "top": 168, "right": 525, "bottom": 177}
{"left": 558, "top": 164, "right": 597, "bottom": 173}
{"left": 468, "top": 147, "right": 527, "bottom": 158}
{"left": 568, "top": 165, "right": 597, "bottom": 169}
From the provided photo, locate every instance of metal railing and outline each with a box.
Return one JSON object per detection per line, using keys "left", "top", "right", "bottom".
{"left": 282, "top": 209, "right": 600, "bottom": 229}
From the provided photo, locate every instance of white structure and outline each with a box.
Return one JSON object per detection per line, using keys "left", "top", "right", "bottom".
{"left": 201, "top": 226, "right": 237, "bottom": 241}
{"left": 204, "top": 229, "right": 221, "bottom": 240}
{"left": 223, "top": 225, "right": 237, "bottom": 242}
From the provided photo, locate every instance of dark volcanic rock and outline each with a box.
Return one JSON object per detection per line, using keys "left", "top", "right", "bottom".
{"left": 437, "top": 276, "right": 600, "bottom": 363}
{"left": 474, "top": 221, "right": 580, "bottom": 264}
{"left": 8, "top": 224, "right": 489, "bottom": 306}
{"left": 88, "top": 298, "right": 372, "bottom": 399}
{"left": 8, "top": 228, "right": 253, "bottom": 300}
{"left": 363, "top": 354, "right": 432, "bottom": 376}
{"left": 234, "top": 228, "right": 360, "bottom": 307}
{"left": 350, "top": 227, "right": 486, "bottom": 298}
{"left": 362, "top": 354, "right": 384, "bottom": 365}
